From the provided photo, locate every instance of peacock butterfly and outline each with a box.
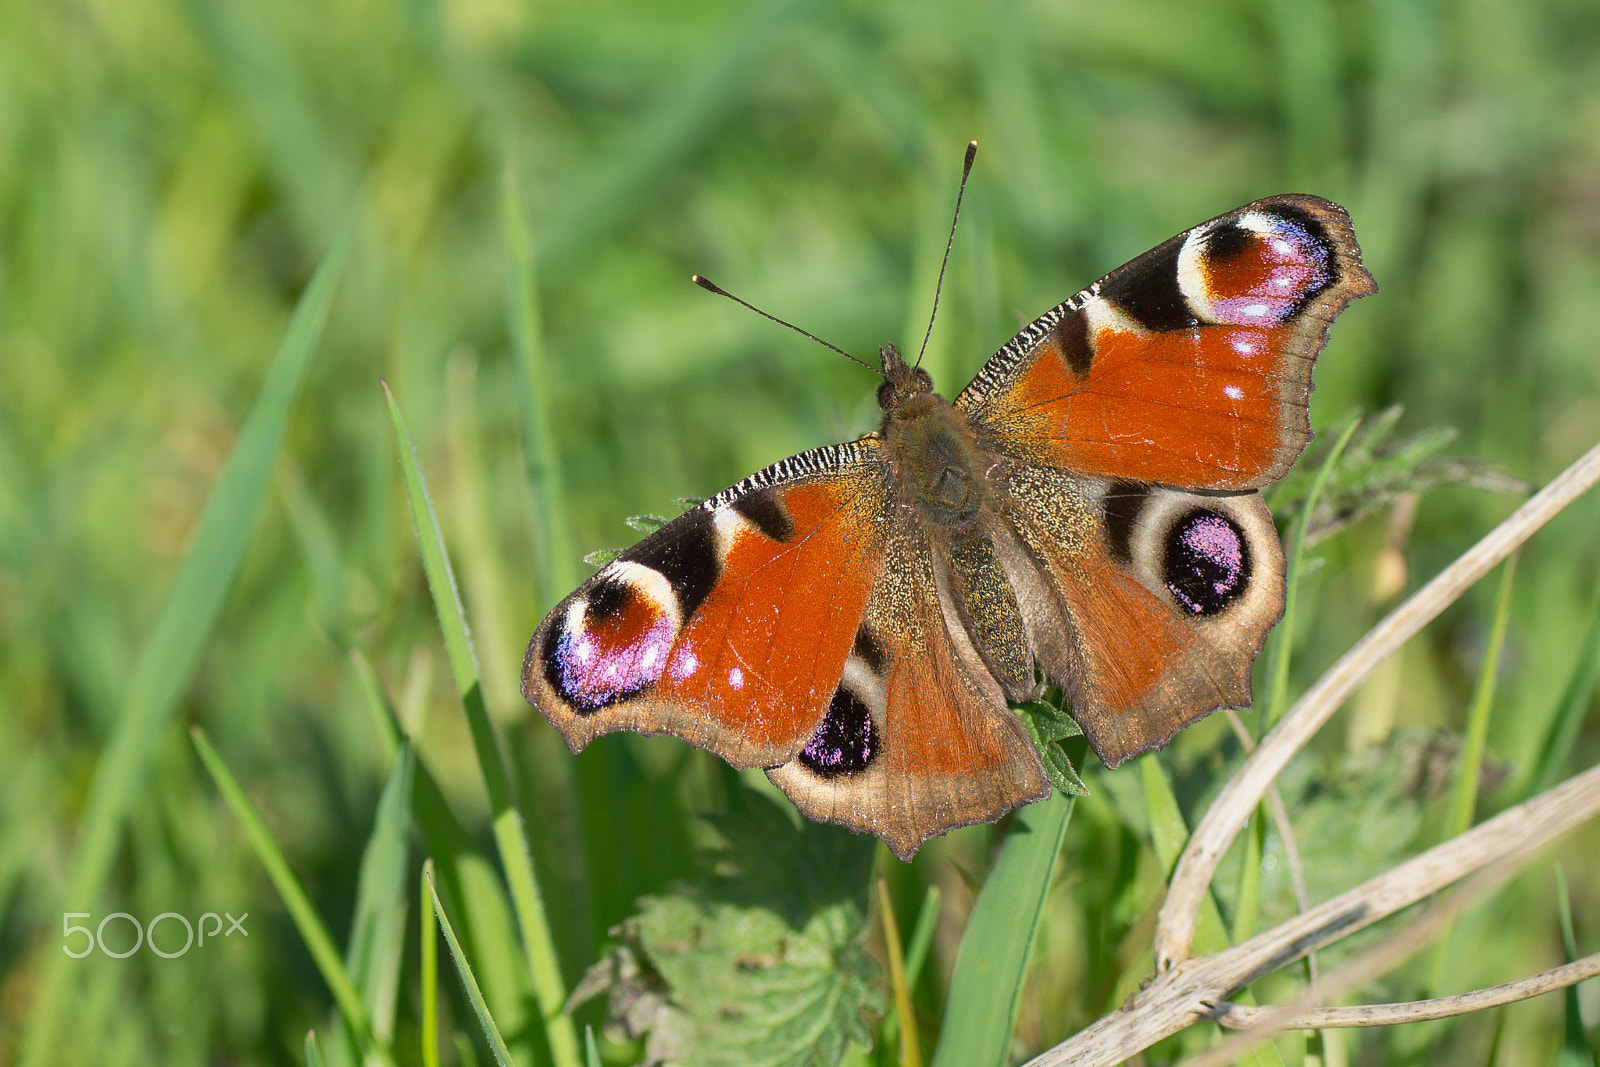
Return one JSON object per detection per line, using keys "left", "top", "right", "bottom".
{"left": 522, "top": 150, "right": 1375, "bottom": 859}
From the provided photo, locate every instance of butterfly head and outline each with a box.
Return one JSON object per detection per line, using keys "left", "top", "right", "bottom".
{"left": 876, "top": 343, "right": 935, "bottom": 412}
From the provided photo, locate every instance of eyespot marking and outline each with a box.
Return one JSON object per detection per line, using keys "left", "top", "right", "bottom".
{"left": 543, "top": 562, "right": 681, "bottom": 711}
{"left": 797, "top": 686, "right": 879, "bottom": 778}
{"left": 1192, "top": 210, "right": 1332, "bottom": 326}
{"left": 1163, "top": 509, "right": 1251, "bottom": 615}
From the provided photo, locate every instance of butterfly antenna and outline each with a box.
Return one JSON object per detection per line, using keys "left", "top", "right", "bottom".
{"left": 914, "top": 140, "right": 979, "bottom": 372}
{"left": 691, "top": 274, "right": 880, "bottom": 375}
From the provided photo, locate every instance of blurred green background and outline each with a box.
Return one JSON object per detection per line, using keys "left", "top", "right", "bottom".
{"left": 3, "top": 0, "right": 1600, "bottom": 1063}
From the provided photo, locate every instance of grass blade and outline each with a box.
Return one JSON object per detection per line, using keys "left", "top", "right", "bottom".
{"left": 346, "top": 744, "right": 415, "bottom": 1045}
{"left": 503, "top": 166, "right": 575, "bottom": 604}
{"left": 1556, "top": 867, "right": 1597, "bottom": 1067}
{"left": 19, "top": 227, "right": 350, "bottom": 1067}
{"left": 349, "top": 647, "right": 542, "bottom": 1066}
{"left": 426, "top": 862, "right": 518, "bottom": 1067}
{"left": 422, "top": 857, "right": 441, "bottom": 1067}
{"left": 877, "top": 875, "right": 922, "bottom": 1067}
{"left": 306, "top": 1030, "right": 326, "bottom": 1067}
{"left": 1264, "top": 412, "right": 1363, "bottom": 728}
{"left": 384, "top": 383, "right": 581, "bottom": 1067}
{"left": 1233, "top": 414, "right": 1363, "bottom": 954}
{"left": 1425, "top": 553, "right": 1518, "bottom": 994}
{"left": 931, "top": 791, "right": 1072, "bottom": 1067}
{"left": 1141, "top": 756, "right": 1230, "bottom": 956}
{"left": 882, "top": 885, "right": 941, "bottom": 1052}
{"left": 1447, "top": 553, "right": 1518, "bottom": 837}
{"left": 191, "top": 727, "right": 392, "bottom": 1066}
{"left": 904, "top": 885, "right": 942, "bottom": 991}
{"left": 1530, "top": 608, "right": 1600, "bottom": 796}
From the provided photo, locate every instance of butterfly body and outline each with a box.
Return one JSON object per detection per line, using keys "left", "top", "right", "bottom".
{"left": 525, "top": 193, "right": 1375, "bottom": 858}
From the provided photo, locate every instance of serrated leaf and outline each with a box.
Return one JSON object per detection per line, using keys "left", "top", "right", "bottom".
{"left": 626, "top": 513, "right": 673, "bottom": 534}
{"left": 574, "top": 791, "right": 881, "bottom": 1067}
{"left": 1266, "top": 405, "right": 1529, "bottom": 545}
{"left": 1016, "top": 694, "right": 1089, "bottom": 796}
{"left": 583, "top": 547, "right": 623, "bottom": 568}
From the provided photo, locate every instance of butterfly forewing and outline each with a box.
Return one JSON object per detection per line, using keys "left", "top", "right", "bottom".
{"left": 957, "top": 194, "right": 1375, "bottom": 489}
{"left": 524, "top": 440, "right": 892, "bottom": 769}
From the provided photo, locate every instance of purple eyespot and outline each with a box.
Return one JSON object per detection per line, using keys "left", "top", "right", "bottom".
{"left": 1163, "top": 510, "right": 1251, "bottom": 616}
{"left": 799, "top": 688, "right": 878, "bottom": 777}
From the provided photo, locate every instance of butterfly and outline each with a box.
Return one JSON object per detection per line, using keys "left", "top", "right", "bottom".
{"left": 523, "top": 183, "right": 1374, "bottom": 860}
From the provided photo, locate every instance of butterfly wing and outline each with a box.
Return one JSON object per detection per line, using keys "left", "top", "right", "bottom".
{"left": 992, "top": 465, "right": 1285, "bottom": 767}
{"left": 524, "top": 440, "right": 893, "bottom": 769}
{"left": 767, "top": 523, "right": 1049, "bottom": 860}
{"left": 953, "top": 195, "right": 1372, "bottom": 766}
{"left": 525, "top": 436, "right": 1050, "bottom": 859}
{"left": 957, "top": 194, "right": 1375, "bottom": 489}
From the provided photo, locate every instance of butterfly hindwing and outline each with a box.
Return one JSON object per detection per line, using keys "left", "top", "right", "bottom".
{"left": 957, "top": 194, "right": 1375, "bottom": 490}
{"left": 524, "top": 439, "right": 892, "bottom": 769}
{"left": 767, "top": 524, "right": 1049, "bottom": 860}
{"left": 994, "top": 466, "right": 1286, "bottom": 767}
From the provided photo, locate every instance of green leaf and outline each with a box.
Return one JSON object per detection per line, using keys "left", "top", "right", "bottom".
{"left": 1016, "top": 693, "right": 1089, "bottom": 796}
{"left": 306, "top": 1030, "right": 326, "bottom": 1067}
{"left": 626, "top": 513, "right": 673, "bottom": 534}
{"left": 573, "top": 790, "right": 881, "bottom": 1067}
{"left": 931, "top": 790, "right": 1072, "bottom": 1067}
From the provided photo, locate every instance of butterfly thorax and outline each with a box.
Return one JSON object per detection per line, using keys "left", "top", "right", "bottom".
{"left": 876, "top": 344, "right": 990, "bottom": 531}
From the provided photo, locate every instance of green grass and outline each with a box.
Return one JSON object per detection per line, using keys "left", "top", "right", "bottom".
{"left": 4, "top": 0, "right": 1600, "bottom": 1064}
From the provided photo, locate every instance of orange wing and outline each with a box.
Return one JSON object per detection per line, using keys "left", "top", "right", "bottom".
{"left": 767, "top": 525, "right": 1048, "bottom": 860}
{"left": 958, "top": 194, "right": 1375, "bottom": 490}
{"left": 996, "top": 466, "right": 1287, "bottom": 767}
{"left": 524, "top": 439, "right": 891, "bottom": 770}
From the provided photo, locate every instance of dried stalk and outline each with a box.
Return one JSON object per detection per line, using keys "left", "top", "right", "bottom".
{"left": 1155, "top": 439, "right": 1600, "bottom": 969}
{"left": 1025, "top": 762, "right": 1600, "bottom": 1066}
{"left": 1187, "top": 837, "right": 1556, "bottom": 1067}
{"left": 1211, "top": 951, "right": 1600, "bottom": 1031}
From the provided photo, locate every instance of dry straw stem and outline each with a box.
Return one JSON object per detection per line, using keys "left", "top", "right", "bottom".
{"left": 1189, "top": 830, "right": 1587, "bottom": 1067}
{"left": 1156, "top": 438, "right": 1600, "bottom": 968}
{"left": 1026, "top": 761, "right": 1600, "bottom": 1066}
{"left": 1208, "top": 950, "right": 1600, "bottom": 1032}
